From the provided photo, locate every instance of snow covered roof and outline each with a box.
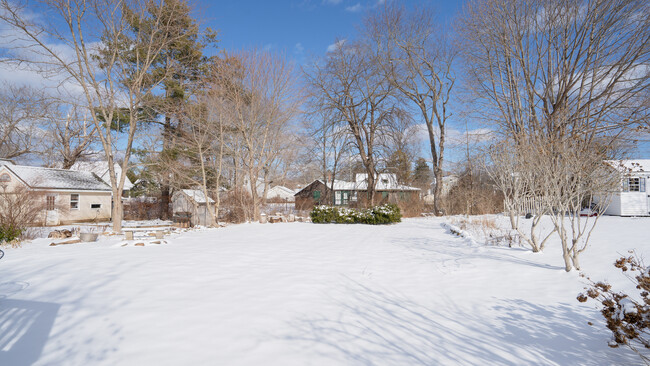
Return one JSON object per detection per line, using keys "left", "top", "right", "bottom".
{"left": 354, "top": 173, "right": 420, "bottom": 191}
{"left": 310, "top": 173, "right": 420, "bottom": 193}
{"left": 0, "top": 158, "right": 15, "bottom": 166}
{"left": 181, "top": 189, "right": 215, "bottom": 204}
{"left": 70, "top": 160, "right": 134, "bottom": 190}
{"left": 1, "top": 164, "right": 111, "bottom": 191}
{"left": 606, "top": 160, "right": 650, "bottom": 174}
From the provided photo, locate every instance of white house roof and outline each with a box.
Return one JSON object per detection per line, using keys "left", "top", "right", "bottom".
{"left": 182, "top": 189, "right": 215, "bottom": 204}
{"left": 70, "top": 161, "right": 134, "bottom": 190}
{"left": 606, "top": 160, "right": 650, "bottom": 173}
{"left": 354, "top": 173, "right": 421, "bottom": 191}
{"left": 1, "top": 164, "right": 111, "bottom": 191}
{"left": 310, "top": 173, "right": 420, "bottom": 193}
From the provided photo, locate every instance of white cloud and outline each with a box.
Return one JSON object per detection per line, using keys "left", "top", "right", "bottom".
{"left": 412, "top": 124, "right": 495, "bottom": 147}
{"left": 345, "top": 3, "right": 363, "bottom": 12}
{"left": 326, "top": 39, "right": 346, "bottom": 53}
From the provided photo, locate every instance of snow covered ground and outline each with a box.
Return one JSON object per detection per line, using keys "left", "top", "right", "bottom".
{"left": 1, "top": 216, "right": 648, "bottom": 365}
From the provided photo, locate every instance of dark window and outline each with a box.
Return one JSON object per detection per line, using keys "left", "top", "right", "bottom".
{"left": 91, "top": 203, "right": 101, "bottom": 209}
{"left": 70, "top": 194, "right": 79, "bottom": 209}
{"left": 382, "top": 191, "right": 389, "bottom": 199}
{"left": 313, "top": 190, "right": 321, "bottom": 200}
{"left": 624, "top": 177, "right": 645, "bottom": 192}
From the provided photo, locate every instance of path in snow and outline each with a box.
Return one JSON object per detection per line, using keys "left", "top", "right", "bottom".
{"left": 0, "top": 217, "right": 644, "bottom": 365}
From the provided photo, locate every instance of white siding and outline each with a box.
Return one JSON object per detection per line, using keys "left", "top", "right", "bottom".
{"left": 620, "top": 191, "right": 649, "bottom": 216}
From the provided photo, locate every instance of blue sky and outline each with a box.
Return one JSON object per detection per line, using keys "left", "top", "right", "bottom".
{"left": 198, "top": 0, "right": 463, "bottom": 63}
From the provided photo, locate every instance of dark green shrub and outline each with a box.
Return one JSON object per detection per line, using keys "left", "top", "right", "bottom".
{"left": 0, "top": 224, "right": 23, "bottom": 244}
{"left": 310, "top": 204, "right": 401, "bottom": 225}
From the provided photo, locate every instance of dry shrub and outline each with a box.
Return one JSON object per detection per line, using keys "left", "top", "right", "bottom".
{"left": 0, "top": 186, "right": 50, "bottom": 245}
{"left": 442, "top": 172, "right": 504, "bottom": 215}
{"left": 450, "top": 215, "right": 520, "bottom": 247}
{"left": 124, "top": 197, "right": 163, "bottom": 220}
{"left": 396, "top": 196, "right": 427, "bottom": 218}
{"left": 578, "top": 252, "right": 650, "bottom": 364}
{"left": 220, "top": 188, "right": 255, "bottom": 223}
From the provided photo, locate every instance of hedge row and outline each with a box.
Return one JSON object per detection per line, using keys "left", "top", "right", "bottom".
{"left": 310, "top": 204, "right": 402, "bottom": 225}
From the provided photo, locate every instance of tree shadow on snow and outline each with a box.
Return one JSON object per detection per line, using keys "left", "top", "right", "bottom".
{"left": 280, "top": 278, "right": 638, "bottom": 365}
{"left": 0, "top": 298, "right": 60, "bottom": 366}
{"left": 390, "top": 225, "right": 565, "bottom": 272}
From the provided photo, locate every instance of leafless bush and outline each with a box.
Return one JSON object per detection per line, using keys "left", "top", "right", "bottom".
{"left": 396, "top": 196, "right": 427, "bottom": 218}
{"left": 0, "top": 186, "right": 50, "bottom": 245}
{"left": 442, "top": 173, "right": 504, "bottom": 215}
{"left": 124, "top": 198, "right": 163, "bottom": 221}
{"left": 578, "top": 253, "right": 650, "bottom": 365}
{"left": 450, "top": 215, "right": 521, "bottom": 248}
{"left": 219, "top": 189, "right": 255, "bottom": 223}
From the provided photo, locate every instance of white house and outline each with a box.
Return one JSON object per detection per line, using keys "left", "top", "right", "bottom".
{"left": 171, "top": 189, "right": 216, "bottom": 226}
{"left": 423, "top": 175, "right": 459, "bottom": 204}
{"left": 0, "top": 160, "right": 112, "bottom": 225}
{"left": 69, "top": 161, "right": 134, "bottom": 193}
{"left": 294, "top": 173, "right": 420, "bottom": 209}
{"left": 266, "top": 185, "right": 296, "bottom": 202}
{"left": 598, "top": 160, "right": 650, "bottom": 216}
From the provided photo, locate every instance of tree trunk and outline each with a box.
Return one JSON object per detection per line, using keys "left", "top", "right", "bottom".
{"left": 112, "top": 193, "right": 123, "bottom": 232}
{"left": 159, "top": 116, "right": 172, "bottom": 220}
{"left": 433, "top": 166, "right": 444, "bottom": 216}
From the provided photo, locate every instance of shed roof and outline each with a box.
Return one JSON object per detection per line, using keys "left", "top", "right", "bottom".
{"left": 181, "top": 189, "right": 215, "bottom": 204}
{"left": 606, "top": 160, "right": 650, "bottom": 173}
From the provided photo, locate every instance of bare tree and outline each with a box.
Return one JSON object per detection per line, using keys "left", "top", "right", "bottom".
{"left": 216, "top": 50, "right": 302, "bottom": 220}
{"left": 461, "top": 0, "right": 649, "bottom": 270}
{"left": 460, "top": 0, "right": 650, "bottom": 143}
{"left": 305, "top": 106, "right": 351, "bottom": 204}
{"left": 0, "top": 83, "right": 49, "bottom": 160}
{"left": 368, "top": 3, "right": 456, "bottom": 214}
{"left": 0, "top": 0, "right": 197, "bottom": 231}
{"left": 305, "top": 40, "right": 398, "bottom": 206}
{"left": 45, "top": 104, "right": 97, "bottom": 168}
{"left": 485, "top": 140, "right": 556, "bottom": 253}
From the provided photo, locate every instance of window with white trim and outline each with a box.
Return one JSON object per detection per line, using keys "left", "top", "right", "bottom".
{"left": 0, "top": 173, "right": 10, "bottom": 182}
{"left": 70, "top": 194, "right": 79, "bottom": 209}
{"left": 623, "top": 177, "right": 646, "bottom": 192}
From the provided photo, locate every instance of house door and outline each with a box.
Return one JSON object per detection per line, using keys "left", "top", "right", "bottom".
{"left": 45, "top": 195, "right": 59, "bottom": 226}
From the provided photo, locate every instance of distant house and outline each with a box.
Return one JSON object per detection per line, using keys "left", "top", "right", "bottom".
{"left": 0, "top": 160, "right": 112, "bottom": 225}
{"left": 597, "top": 160, "right": 650, "bottom": 216}
{"left": 266, "top": 185, "right": 296, "bottom": 202}
{"left": 171, "top": 189, "right": 216, "bottom": 226}
{"left": 69, "top": 161, "right": 134, "bottom": 194}
{"left": 423, "top": 175, "right": 459, "bottom": 204}
{"left": 294, "top": 173, "right": 420, "bottom": 210}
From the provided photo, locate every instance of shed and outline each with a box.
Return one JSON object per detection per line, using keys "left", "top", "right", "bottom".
{"left": 597, "top": 160, "right": 650, "bottom": 216}
{"left": 171, "top": 189, "right": 217, "bottom": 226}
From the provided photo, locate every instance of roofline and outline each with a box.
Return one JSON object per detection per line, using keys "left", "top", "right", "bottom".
{"left": 0, "top": 164, "right": 112, "bottom": 191}
{"left": 31, "top": 188, "right": 113, "bottom": 193}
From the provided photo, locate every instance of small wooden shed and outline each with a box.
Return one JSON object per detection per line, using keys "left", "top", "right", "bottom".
{"left": 171, "top": 189, "right": 216, "bottom": 226}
